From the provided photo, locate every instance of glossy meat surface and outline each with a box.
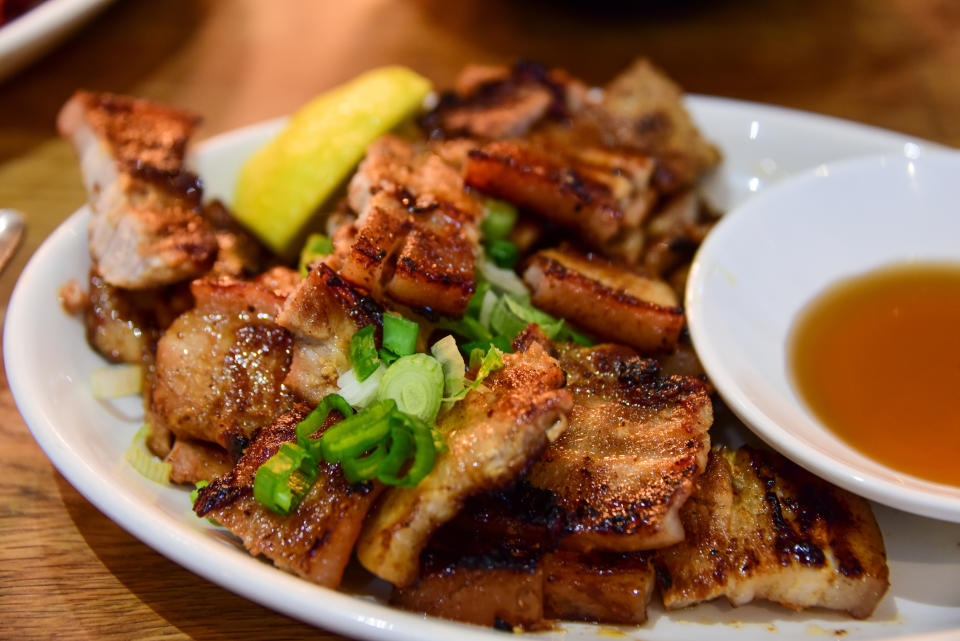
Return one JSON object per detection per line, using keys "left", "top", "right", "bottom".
{"left": 275, "top": 263, "right": 381, "bottom": 407}
{"left": 355, "top": 338, "right": 573, "bottom": 587}
{"left": 655, "top": 447, "right": 889, "bottom": 619}
{"left": 57, "top": 91, "right": 217, "bottom": 288}
{"left": 194, "top": 406, "right": 384, "bottom": 588}
{"left": 335, "top": 135, "right": 481, "bottom": 316}
{"left": 525, "top": 340, "right": 712, "bottom": 552}
{"left": 151, "top": 278, "right": 293, "bottom": 450}
{"left": 523, "top": 246, "right": 684, "bottom": 353}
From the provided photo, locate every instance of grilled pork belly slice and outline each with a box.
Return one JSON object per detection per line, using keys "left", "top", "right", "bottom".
{"left": 573, "top": 59, "right": 721, "bottom": 193}
{"left": 655, "top": 447, "right": 890, "bottom": 619}
{"left": 165, "top": 437, "right": 233, "bottom": 484}
{"left": 420, "top": 61, "right": 586, "bottom": 140}
{"left": 542, "top": 549, "right": 655, "bottom": 625}
{"left": 194, "top": 406, "right": 385, "bottom": 588}
{"left": 57, "top": 91, "right": 217, "bottom": 289}
{"left": 275, "top": 263, "right": 382, "bottom": 407}
{"left": 356, "top": 338, "right": 573, "bottom": 587}
{"left": 523, "top": 247, "right": 684, "bottom": 353}
{"left": 524, "top": 338, "right": 712, "bottom": 552}
{"left": 151, "top": 278, "right": 293, "bottom": 453}
{"left": 335, "top": 135, "right": 481, "bottom": 317}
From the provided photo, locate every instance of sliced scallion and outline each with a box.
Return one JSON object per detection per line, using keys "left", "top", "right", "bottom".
{"left": 298, "top": 233, "right": 334, "bottom": 277}
{"left": 252, "top": 442, "right": 318, "bottom": 515}
{"left": 478, "top": 258, "right": 528, "bottom": 297}
{"left": 382, "top": 313, "right": 419, "bottom": 357}
{"left": 319, "top": 399, "right": 395, "bottom": 462}
{"left": 486, "top": 238, "right": 520, "bottom": 269}
{"left": 125, "top": 424, "right": 172, "bottom": 485}
{"left": 337, "top": 364, "right": 385, "bottom": 408}
{"left": 481, "top": 199, "right": 518, "bottom": 241}
{"left": 445, "top": 347, "right": 505, "bottom": 402}
{"left": 377, "top": 354, "right": 444, "bottom": 424}
{"left": 295, "top": 392, "right": 355, "bottom": 456}
{"left": 349, "top": 324, "right": 380, "bottom": 381}
{"left": 430, "top": 335, "right": 465, "bottom": 398}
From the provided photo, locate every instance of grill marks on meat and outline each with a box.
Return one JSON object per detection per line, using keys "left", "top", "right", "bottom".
{"left": 654, "top": 447, "right": 890, "bottom": 619}
{"left": 355, "top": 338, "right": 572, "bottom": 587}
{"left": 275, "top": 263, "right": 382, "bottom": 407}
{"left": 523, "top": 247, "right": 684, "bottom": 353}
{"left": 526, "top": 339, "right": 712, "bottom": 552}
{"left": 421, "top": 61, "right": 586, "bottom": 140}
{"left": 194, "top": 406, "right": 385, "bottom": 588}
{"left": 151, "top": 278, "right": 293, "bottom": 450}
{"left": 542, "top": 549, "right": 655, "bottom": 625}
{"left": 58, "top": 91, "right": 217, "bottom": 289}
{"left": 334, "top": 135, "right": 481, "bottom": 317}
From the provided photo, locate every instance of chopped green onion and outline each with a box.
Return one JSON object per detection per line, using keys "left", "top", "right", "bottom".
{"left": 430, "top": 335, "right": 465, "bottom": 398}
{"left": 489, "top": 295, "right": 531, "bottom": 340}
{"left": 298, "top": 233, "right": 334, "bottom": 277}
{"left": 477, "top": 287, "right": 498, "bottom": 329}
{"left": 379, "top": 347, "right": 401, "bottom": 366}
{"left": 478, "top": 258, "right": 528, "bottom": 297}
{"left": 253, "top": 442, "right": 318, "bottom": 515}
{"left": 91, "top": 364, "right": 142, "bottom": 399}
{"left": 481, "top": 199, "right": 518, "bottom": 241}
{"left": 341, "top": 442, "right": 388, "bottom": 483}
{"left": 190, "top": 480, "right": 210, "bottom": 504}
{"left": 349, "top": 324, "right": 380, "bottom": 381}
{"left": 295, "top": 392, "right": 355, "bottom": 455}
{"left": 382, "top": 313, "right": 419, "bottom": 357}
{"left": 461, "top": 335, "right": 512, "bottom": 358}
{"left": 375, "top": 421, "right": 413, "bottom": 485}
{"left": 319, "top": 399, "right": 395, "bottom": 462}
{"left": 445, "top": 347, "right": 505, "bottom": 402}
{"left": 377, "top": 354, "right": 444, "bottom": 423}
{"left": 486, "top": 238, "right": 520, "bottom": 269}
{"left": 337, "top": 364, "right": 385, "bottom": 408}
{"left": 378, "top": 414, "right": 436, "bottom": 487}
{"left": 125, "top": 424, "right": 172, "bottom": 485}
{"left": 464, "top": 280, "right": 491, "bottom": 318}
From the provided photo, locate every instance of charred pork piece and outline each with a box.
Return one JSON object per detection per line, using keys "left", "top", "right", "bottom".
{"left": 78, "top": 268, "right": 194, "bottom": 365}
{"left": 201, "top": 200, "right": 270, "bottom": 280}
{"left": 391, "top": 496, "right": 550, "bottom": 630}
{"left": 655, "top": 447, "right": 889, "bottom": 619}
{"left": 421, "top": 61, "right": 587, "bottom": 140}
{"left": 194, "top": 405, "right": 385, "bottom": 588}
{"left": 523, "top": 247, "right": 684, "bottom": 353}
{"left": 164, "top": 437, "right": 233, "bottom": 484}
{"left": 151, "top": 278, "right": 293, "bottom": 452}
{"left": 572, "top": 59, "right": 721, "bottom": 193}
{"left": 465, "top": 141, "right": 628, "bottom": 250}
{"left": 542, "top": 549, "right": 655, "bottom": 625}
{"left": 642, "top": 190, "right": 720, "bottom": 294}
{"left": 57, "top": 91, "right": 217, "bottom": 289}
{"left": 524, "top": 337, "right": 713, "bottom": 552}
{"left": 334, "top": 135, "right": 481, "bottom": 317}
{"left": 356, "top": 337, "right": 572, "bottom": 587}
{"left": 275, "top": 263, "right": 382, "bottom": 407}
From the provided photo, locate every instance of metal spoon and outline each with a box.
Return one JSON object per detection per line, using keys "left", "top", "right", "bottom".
{"left": 0, "top": 209, "right": 24, "bottom": 273}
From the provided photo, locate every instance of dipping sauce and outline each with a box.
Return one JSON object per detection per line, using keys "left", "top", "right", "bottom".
{"left": 790, "top": 263, "right": 960, "bottom": 487}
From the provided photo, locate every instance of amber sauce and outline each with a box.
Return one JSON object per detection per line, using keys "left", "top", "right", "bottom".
{"left": 790, "top": 263, "right": 960, "bottom": 487}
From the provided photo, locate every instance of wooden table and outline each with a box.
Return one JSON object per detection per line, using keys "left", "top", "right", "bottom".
{"left": 1, "top": 1, "right": 957, "bottom": 638}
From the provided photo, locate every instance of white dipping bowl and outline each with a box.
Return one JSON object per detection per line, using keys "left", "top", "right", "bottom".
{"left": 686, "top": 152, "right": 960, "bottom": 523}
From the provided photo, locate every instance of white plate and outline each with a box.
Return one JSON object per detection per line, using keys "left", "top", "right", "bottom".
{"left": 0, "top": 0, "right": 113, "bottom": 80}
{"left": 6, "top": 97, "right": 960, "bottom": 641}
{"left": 686, "top": 153, "right": 960, "bottom": 523}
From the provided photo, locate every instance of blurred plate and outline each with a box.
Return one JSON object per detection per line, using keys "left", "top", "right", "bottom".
{"left": 6, "top": 97, "right": 960, "bottom": 640}
{"left": 0, "top": 0, "right": 113, "bottom": 81}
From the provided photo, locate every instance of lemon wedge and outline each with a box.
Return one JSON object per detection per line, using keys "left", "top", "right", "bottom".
{"left": 233, "top": 66, "right": 432, "bottom": 254}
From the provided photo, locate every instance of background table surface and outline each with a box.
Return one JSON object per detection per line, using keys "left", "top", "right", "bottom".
{"left": 1, "top": 1, "right": 958, "bottom": 639}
